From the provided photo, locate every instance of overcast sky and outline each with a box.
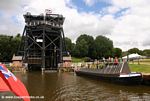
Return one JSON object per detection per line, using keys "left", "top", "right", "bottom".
{"left": 0, "top": 0, "right": 150, "bottom": 51}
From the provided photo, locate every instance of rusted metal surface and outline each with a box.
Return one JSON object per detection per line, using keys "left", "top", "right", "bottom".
{"left": 18, "top": 12, "right": 67, "bottom": 70}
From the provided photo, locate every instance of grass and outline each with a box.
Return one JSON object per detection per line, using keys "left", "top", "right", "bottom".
{"left": 124, "top": 58, "right": 150, "bottom": 73}
{"left": 72, "top": 57, "right": 84, "bottom": 63}
{"left": 129, "top": 64, "right": 150, "bottom": 73}
{"left": 140, "top": 58, "right": 150, "bottom": 61}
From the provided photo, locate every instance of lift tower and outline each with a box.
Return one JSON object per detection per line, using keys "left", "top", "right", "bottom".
{"left": 18, "top": 12, "right": 66, "bottom": 70}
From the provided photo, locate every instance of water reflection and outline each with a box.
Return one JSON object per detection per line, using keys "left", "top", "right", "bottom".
{"left": 1, "top": 72, "right": 150, "bottom": 101}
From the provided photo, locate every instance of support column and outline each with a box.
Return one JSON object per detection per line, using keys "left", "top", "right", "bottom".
{"left": 24, "top": 31, "right": 28, "bottom": 63}
{"left": 61, "top": 29, "right": 67, "bottom": 53}
{"left": 60, "top": 31, "right": 63, "bottom": 63}
{"left": 42, "top": 15, "right": 46, "bottom": 71}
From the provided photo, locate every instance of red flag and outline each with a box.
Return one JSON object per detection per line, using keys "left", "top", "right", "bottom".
{"left": 0, "top": 64, "right": 30, "bottom": 101}
{"left": 0, "top": 76, "right": 10, "bottom": 92}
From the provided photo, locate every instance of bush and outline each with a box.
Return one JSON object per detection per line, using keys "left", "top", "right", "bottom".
{"left": 83, "top": 57, "right": 91, "bottom": 62}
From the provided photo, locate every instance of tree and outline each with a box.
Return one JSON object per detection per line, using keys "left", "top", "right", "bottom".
{"left": 112, "top": 48, "right": 122, "bottom": 58}
{"left": 122, "top": 51, "right": 128, "bottom": 57}
{"left": 71, "top": 43, "right": 77, "bottom": 56}
{"left": 128, "top": 47, "right": 144, "bottom": 55}
{"left": 75, "top": 34, "right": 94, "bottom": 58}
{"left": 94, "top": 35, "right": 113, "bottom": 59}
{"left": 138, "top": 50, "right": 143, "bottom": 55}
{"left": 0, "top": 34, "right": 21, "bottom": 62}
{"left": 65, "top": 37, "right": 72, "bottom": 54}
{"left": 128, "top": 48, "right": 140, "bottom": 54}
{"left": 11, "top": 34, "right": 21, "bottom": 56}
{"left": 143, "top": 49, "right": 150, "bottom": 57}
{"left": 76, "top": 38, "right": 88, "bottom": 57}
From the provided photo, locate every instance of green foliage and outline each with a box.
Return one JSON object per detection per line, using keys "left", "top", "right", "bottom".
{"left": 129, "top": 64, "right": 150, "bottom": 73}
{"left": 71, "top": 43, "right": 78, "bottom": 56}
{"left": 72, "top": 57, "right": 91, "bottom": 62}
{"left": 112, "top": 48, "right": 122, "bottom": 58}
{"left": 83, "top": 57, "right": 91, "bottom": 62}
{"left": 127, "top": 47, "right": 145, "bottom": 56}
{"left": 75, "top": 34, "right": 94, "bottom": 58}
{"left": 122, "top": 51, "right": 128, "bottom": 57}
{"left": 94, "top": 35, "right": 113, "bottom": 59}
{"left": 71, "top": 34, "right": 113, "bottom": 59}
{"left": 65, "top": 37, "right": 72, "bottom": 53}
{"left": 143, "top": 49, "right": 150, "bottom": 57}
{"left": 128, "top": 48, "right": 140, "bottom": 54}
{"left": 72, "top": 57, "right": 84, "bottom": 62}
{"left": 76, "top": 38, "right": 88, "bottom": 57}
{"left": 0, "top": 34, "right": 21, "bottom": 61}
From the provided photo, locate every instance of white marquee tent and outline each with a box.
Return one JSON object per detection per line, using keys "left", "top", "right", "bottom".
{"left": 122, "top": 53, "right": 144, "bottom": 59}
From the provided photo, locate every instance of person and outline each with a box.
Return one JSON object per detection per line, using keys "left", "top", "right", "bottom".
{"left": 110, "top": 57, "right": 114, "bottom": 65}
{"left": 114, "top": 57, "right": 119, "bottom": 65}
{"left": 119, "top": 58, "right": 123, "bottom": 63}
{"left": 108, "top": 57, "right": 111, "bottom": 62}
{"left": 107, "top": 57, "right": 111, "bottom": 65}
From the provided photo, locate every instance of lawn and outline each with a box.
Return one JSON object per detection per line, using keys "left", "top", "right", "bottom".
{"left": 131, "top": 59, "right": 150, "bottom": 65}
{"left": 129, "top": 64, "right": 150, "bottom": 73}
{"left": 72, "top": 57, "right": 84, "bottom": 63}
{"left": 129, "top": 59, "right": 150, "bottom": 73}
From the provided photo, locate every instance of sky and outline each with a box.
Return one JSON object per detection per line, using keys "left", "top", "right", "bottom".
{"left": 0, "top": 0, "right": 150, "bottom": 51}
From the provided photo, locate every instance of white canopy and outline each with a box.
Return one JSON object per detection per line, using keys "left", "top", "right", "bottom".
{"left": 122, "top": 53, "right": 142, "bottom": 59}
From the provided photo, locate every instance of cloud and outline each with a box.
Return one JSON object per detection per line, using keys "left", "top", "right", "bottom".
{"left": 64, "top": 13, "right": 116, "bottom": 42}
{"left": 143, "top": 37, "right": 150, "bottom": 46}
{"left": 83, "top": 0, "right": 112, "bottom": 7}
{"left": 0, "top": 0, "right": 20, "bottom": 10}
{"left": 0, "top": 14, "right": 23, "bottom": 35}
{"left": 83, "top": 0, "right": 96, "bottom": 6}
{"left": 108, "top": 0, "right": 150, "bottom": 50}
{"left": 0, "top": 0, "right": 30, "bottom": 35}
{"left": 0, "top": 0, "right": 150, "bottom": 51}
{"left": 0, "top": 0, "right": 114, "bottom": 40}
{"left": 143, "top": 41, "right": 150, "bottom": 47}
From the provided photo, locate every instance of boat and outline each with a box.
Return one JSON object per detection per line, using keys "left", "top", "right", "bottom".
{"left": 75, "top": 62, "right": 142, "bottom": 85}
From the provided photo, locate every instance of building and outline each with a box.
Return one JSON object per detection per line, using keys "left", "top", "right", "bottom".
{"left": 12, "top": 55, "right": 23, "bottom": 68}
{"left": 63, "top": 56, "right": 72, "bottom": 67}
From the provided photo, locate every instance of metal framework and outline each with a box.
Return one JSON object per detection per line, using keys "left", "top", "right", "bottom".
{"left": 18, "top": 12, "right": 67, "bottom": 70}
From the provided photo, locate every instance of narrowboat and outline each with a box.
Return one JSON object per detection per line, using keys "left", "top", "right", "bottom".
{"left": 75, "top": 62, "right": 142, "bottom": 85}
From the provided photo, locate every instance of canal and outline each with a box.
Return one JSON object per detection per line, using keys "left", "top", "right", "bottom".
{"left": 1, "top": 72, "right": 150, "bottom": 101}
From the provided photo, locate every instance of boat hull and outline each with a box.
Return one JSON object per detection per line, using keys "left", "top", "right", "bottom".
{"left": 75, "top": 70, "right": 142, "bottom": 85}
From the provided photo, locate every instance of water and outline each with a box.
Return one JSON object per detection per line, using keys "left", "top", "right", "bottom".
{"left": 1, "top": 72, "right": 150, "bottom": 101}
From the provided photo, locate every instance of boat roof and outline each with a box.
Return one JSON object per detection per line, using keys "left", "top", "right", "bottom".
{"left": 79, "top": 62, "right": 131, "bottom": 75}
